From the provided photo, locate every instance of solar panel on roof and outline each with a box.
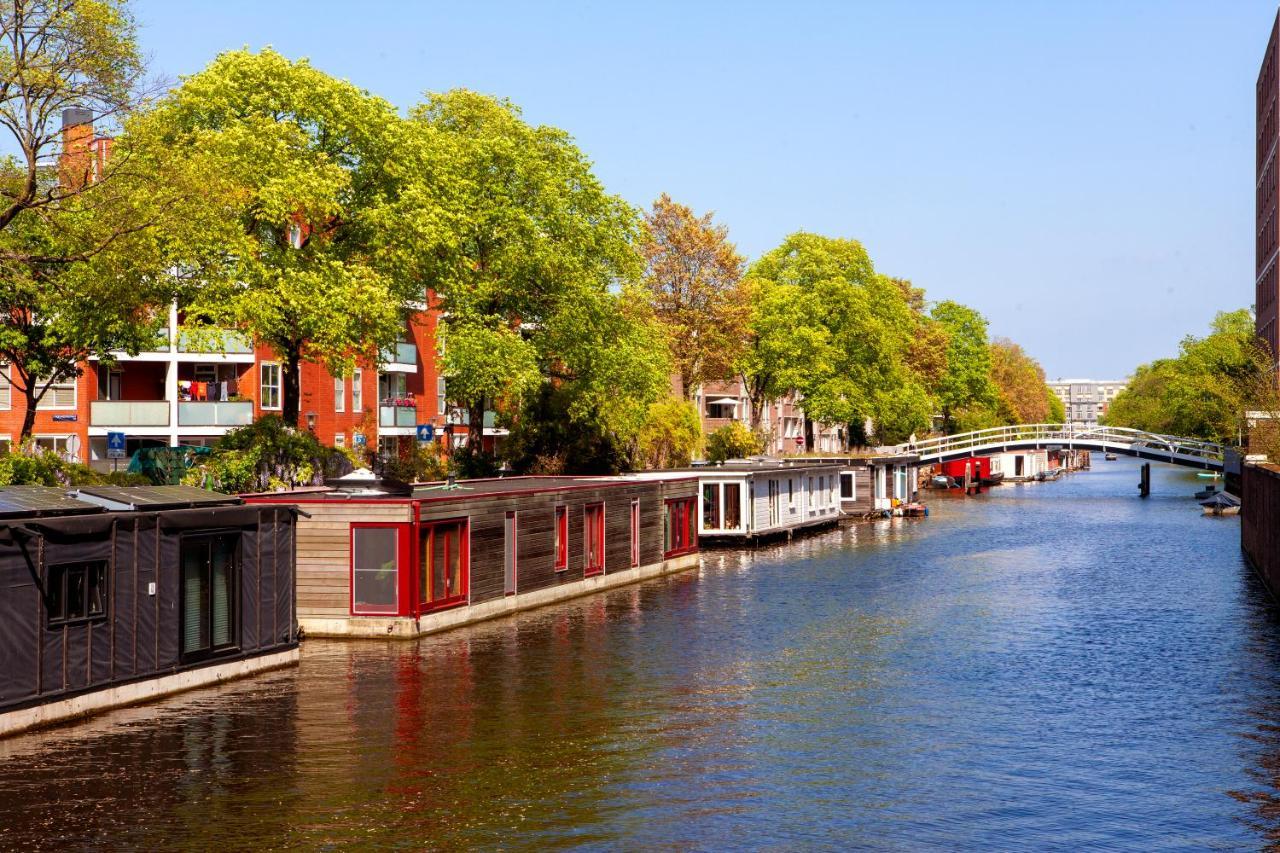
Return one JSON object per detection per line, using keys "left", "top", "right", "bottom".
{"left": 73, "top": 485, "right": 240, "bottom": 511}
{"left": 0, "top": 486, "right": 103, "bottom": 518}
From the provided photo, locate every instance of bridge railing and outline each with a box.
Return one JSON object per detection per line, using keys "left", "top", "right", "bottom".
{"left": 895, "top": 424, "right": 1226, "bottom": 466}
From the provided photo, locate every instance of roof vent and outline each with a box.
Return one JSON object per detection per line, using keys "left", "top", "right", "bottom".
{"left": 325, "top": 467, "right": 413, "bottom": 498}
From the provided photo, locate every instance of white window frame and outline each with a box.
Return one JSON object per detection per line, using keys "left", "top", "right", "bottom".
{"left": 352, "top": 369, "right": 363, "bottom": 413}
{"left": 36, "top": 375, "right": 76, "bottom": 411}
{"left": 260, "top": 362, "right": 281, "bottom": 411}
{"left": 34, "top": 434, "right": 79, "bottom": 462}
{"left": 437, "top": 376, "right": 446, "bottom": 416}
{"left": 840, "top": 472, "right": 856, "bottom": 501}
{"left": 700, "top": 479, "right": 746, "bottom": 533}
{"left": 0, "top": 364, "right": 11, "bottom": 411}
{"left": 334, "top": 374, "right": 345, "bottom": 413}
{"left": 334, "top": 433, "right": 346, "bottom": 448}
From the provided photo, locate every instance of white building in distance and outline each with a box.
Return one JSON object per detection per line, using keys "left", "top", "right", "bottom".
{"left": 1047, "top": 378, "right": 1128, "bottom": 428}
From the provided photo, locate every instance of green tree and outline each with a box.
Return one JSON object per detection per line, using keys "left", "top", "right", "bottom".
{"left": 131, "top": 49, "right": 419, "bottom": 426}
{"left": 641, "top": 193, "right": 748, "bottom": 398}
{"left": 706, "top": 421, "right": 761, "bottom": 463}
{"left": 635, "top": 397, "right": 703, "bottom": 468}
{"left": 931, "top": 300, "right": 997, "bottom": 432}
{"left": 397, "top": 90, "right": 666, "bottom": 461}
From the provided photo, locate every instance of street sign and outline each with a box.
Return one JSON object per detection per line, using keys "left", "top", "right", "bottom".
{"left": 353, "top": 432, "right": 367, "bottom": 448}
{"left": 107, "top": 432, "right": 127, "bottom": 460}
{"left": 417, "top": 424, "right": 435, "bottom": 442}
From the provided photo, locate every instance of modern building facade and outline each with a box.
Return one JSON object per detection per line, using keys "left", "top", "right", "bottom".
{"left": 1259, "top": 10, "right": 1280, "bottom": 359}
{"left": 1047, "top": 379, "right": 1127, "bottom": 428}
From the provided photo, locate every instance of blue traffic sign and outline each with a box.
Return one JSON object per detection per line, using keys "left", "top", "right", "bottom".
{"left": 416, "top": 424, "right": 435, "bottom": 442}
{"left": 107, "top": 431, "right": 127, "bottom": 459}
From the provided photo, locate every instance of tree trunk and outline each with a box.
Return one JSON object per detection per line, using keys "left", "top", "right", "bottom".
{"left": 467, "top": 398, "right": 485, "bottom": 453}
{"left": 282, "top": 348, "right": 302, "bottom": 428}
{"left": 18, "top": 383, "right": 36, "bottom": 445}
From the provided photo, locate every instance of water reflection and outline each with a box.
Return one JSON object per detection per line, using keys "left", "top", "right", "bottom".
{"left": 0, "top": 459, "right": 1278, "bottom": 848}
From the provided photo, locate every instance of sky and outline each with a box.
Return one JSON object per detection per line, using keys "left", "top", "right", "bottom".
{"left": 132, "top": 0, "right": 1276, "bottom": 379}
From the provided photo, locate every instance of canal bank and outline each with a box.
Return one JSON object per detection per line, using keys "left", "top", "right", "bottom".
{"left": 0, "top": 459, "right": 1275, "bottom": 848}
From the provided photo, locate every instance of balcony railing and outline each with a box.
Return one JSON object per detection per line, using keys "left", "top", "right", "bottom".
{"left": 90, "top": 400, "right": 169, "bottom": 427}
{"left": 177, "top": 401, "right": 254, "bottom": 427}
{"left": 379, "top": 403, "right": 417, "bottom": 428}
{"left": 177, "top": 329, "right": 253, "bottom": 354}
{"left": 380, "top": 341, "right": 417, "bottom": 367}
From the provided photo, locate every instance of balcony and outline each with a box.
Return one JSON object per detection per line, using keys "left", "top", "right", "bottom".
{"left": 90, "top": 400, "right": 169, "bottom": 427}
{"left": 380, "top": 341, "right": 418, "bottom": 372}
{"left": 177, "top": 328, "right": 253, "bottom": 355}
{"left": 177, "top": 401, "right": 254, "bottom": 427}
{"left": 379, "top": 402, "right": 417, "bottom": 428}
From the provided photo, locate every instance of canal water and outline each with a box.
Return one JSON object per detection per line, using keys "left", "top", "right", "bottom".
{"left": 1, "top": 459, "right": 1278, "bottom": 849}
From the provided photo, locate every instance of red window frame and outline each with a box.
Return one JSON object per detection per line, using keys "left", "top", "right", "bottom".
{"left": 554, "top": 505, "right": 568, "bottom": 572}
{"left": 417, "top": 517, "right": 470, "bottom": 614}
{"left": 663, "top": 497, "right": 698, "bottom": 558}
{"left": 630, "top": 499, "right": 640, "bottom": 568}
{"left": 350, "top": 522, "right": 410, "bottom": 616}
{"left": 584, "top": 503, "right": 605, "bottom": 577}
{"left": 504, "top": 511, "right": 518, "bottom": 596}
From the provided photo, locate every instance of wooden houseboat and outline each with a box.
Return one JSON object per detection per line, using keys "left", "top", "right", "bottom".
{"left": 802, "top": 454, "right": 922, "bottom": 516}
{"left": 244, "top": 471, "right": 700, "bottom": 639}
{"left": 0, "top": 485, "right": 298, "bottom": 738}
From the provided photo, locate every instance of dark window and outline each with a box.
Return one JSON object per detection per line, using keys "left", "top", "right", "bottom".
{"left": 840, "top": 472, "right": 854, "bottom": 499}
{"left": 504, "top": 512, "right": 517, "bottom": 596}
{"left": 46, "top": 561, "right": 107, "bottom": 627}
{"left": 181, "top": 534, "right": 239, "bottom": 659}
{"left": 554, "top": 505, "right": 568, "bottom": 571}
{"left": 630, "top": 500, "right": 640, "bottom": 568}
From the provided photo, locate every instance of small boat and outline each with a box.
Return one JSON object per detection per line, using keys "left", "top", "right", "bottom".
{"left": 978, "top": 472, "right": 1005, "bottom": 487}
{"left": 1193, "top": 485, "right": 1218, "bottom": 501}
{"left": 930, "top": 475, "right": 956, "bottom": 489}
{"left": 1196, "top": 472, "right": 1220, "bottom": 480}
{"left": 900, "top": 502, "right": 929, "bottom": 518}
{"left": 1199, "top": 492, "right": 1240, "bottom": 516}
{"left": 1104, "top": 453, "right": 1117, "bottom": 461}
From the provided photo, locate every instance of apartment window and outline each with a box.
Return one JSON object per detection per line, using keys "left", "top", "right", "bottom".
{"left": 584, "top": 503, "right": 605, "bottom": 576}
{"left": 46, "top": 561, "right": 107, "bottom": 627}
{"left": 287, "top": 222, "right": 303, "bottom": 248}
{"left": 35, "top": 435, "right": 79, "bottom": 462}
{"left": 180, "top": 534, "right": 238, "bottom": 659}
{"left": 352, "top": 525, "right": 401, "bottom": 615}
{"left": 0, "top": 365, "right": 10, "bottom": 410}
{"left": 630, "top": 499, "right": 640, "bottom": 568}
{"left": 96, "top": 365, "right": 122, "bottom": 401}
{"left": 36, "top": 375, "right": 76, "bottom": 410}
{"left": 419, "top": 519, "right": 468, "bottom": 611}
{"left": 334, "top": 433, "right": 346, "bottom": 448}
{"left": 554, "top": 505, "right": 568, "bottom": 571}
{"left": 663, "top": 497, "right": 697, "bottom": 557}
{"left": 504, "top": 512, "right": 518, "bottom": 596}
{"left": 437, "top": 376, "right": 447, "bottom": 416}
{"left": 260, "top": 362, "right": 281, "bottom": 410}
{"left": 334, "top": 375, "right": 345, "bottom": 412}
{"left": 352, "top": 369, "right": 363, "bottom": 412}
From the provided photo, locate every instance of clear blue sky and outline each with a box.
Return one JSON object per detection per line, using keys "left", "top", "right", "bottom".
{"left": 134, "top": 0, "right": 1276, "bottom": 378}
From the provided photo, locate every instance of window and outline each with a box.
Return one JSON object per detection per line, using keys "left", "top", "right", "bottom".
{"left": 181, "top": 534, "right": 238, "bottom": 659}
{"left": 840, "top": 472, "right": 855, "bottom": 500}
{"left": 504, "top": 512, "right": 518, "bottom": 596}
{"left": 260, "top": 362, "right": 281, "bottom": 410}
{"left": 46, "top": 561, "right": 107, "bottom": 627}
{"left": 630, "top": 499, "right": 640, "bottom": 568}
{"left": 352, "top": 369, "right": 363, "bottom": 412}
{"left": 96, "top": 365, "right": 122, "bottom": 401}
{"left": 554, "top": 505, "right": 568, "bottom": 571}
{"left": 351, "top": 525, "right": 400, "bottom": 615}
{"left": 702, "top": 482, "right": 742, "bottom": 532}
{"left": 584, "top": 503, "right": 605, "bottom": 576}
{"left": 788, "top": 479, "right": 795, "bottom": 510}
{"left": 663, "top": 497, "right": 698, "bottom": 557}
{"left": 35, "top": 434, "right": 79, "bottom": 462}
{"left": 767, "top": 479, "right": 780, "bottom": 526}
{"left": 702, "top": 482, "right": 720, "bottom": 530}
{"left": 36, "top": 375, "right": 76, "bottom": 410}
{"left": 287, "top": 222, "right": 303, "bottom": 248}
{"left": 419, "top": 519, "right": 468, "bottom": 611}
{"left": 334, "top": 433, "right": 346, "bottom": 448}
{"left": 808, "top": 477, "right": 815, "bottom": 509}
{"left": 334, "top": 375, "right": 345, "bottom": 412}
{"left": 437, "top": 376, "right": 447, "bottom": 416}
{"left": 0, "top": 365, "right": 10, "bottom": 410}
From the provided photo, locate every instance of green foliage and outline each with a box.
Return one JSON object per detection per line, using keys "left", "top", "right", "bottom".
{"left": 705, "top": 421, "right": 762, "bottom": 463}
{"left": 181, "top": 416, "right": 351, "bottom": 493}
{"left": 503, "top": 385, "right": 636, "bottom": 475}
{"left": 1103, "top": 309, "right": 1262, "bottom": 445}
{"left": 931, "top": 300, "right": 998, "bottom": 431}
{"left": 0, "top": 446, "right": 147, "bottom": 487}
{"left": 636, "top": 397, "right": 703, "bottom": 468}
{"left": 378, "top": 445, "right": 449, "bottom": 483}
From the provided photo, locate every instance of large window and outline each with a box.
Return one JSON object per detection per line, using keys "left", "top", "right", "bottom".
{"left": 584, "top": 503, "right": 605, "bottom": 576}
{"left": 419, "top": 519, "right": 468, "bottom": 611}
{"left": 504, "top": 512, "right": 518, "bottom": 596}
{"left": 352, "top": 525, "right": 400, "bottom": 615}
{"left": 664, "top": 497, "right": 697, "bottom": 557}
{"left": 35, "top": 434, "right": 79, "bottom": 462}
{"left": 554, "top": 505, "right": 568, "bottom": 571}
{"left": 334, "top": 375, "right": 345, "bottom": 412}
{"left": 36, "top": 375, "right": 76, "bottom": 410}
{"left": 0, "top": 364, "right": 10, "bottom": 410}
{"left": 181, "top": 534, "right": 238, "bottom": 659}
{"left": 46, "top": 561, "right": 107, "bottom": 627}
{"left": 702, "top": 481, "right": 743, "bottom": 532}
{"left": 352, "top": 369, "right": 363, "bottom": 412}
{"left": 260, "top": 362, "right": 281, "bottom": 410}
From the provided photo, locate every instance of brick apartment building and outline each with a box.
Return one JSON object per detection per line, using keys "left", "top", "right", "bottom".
{"left": 1259, "top": 10, "right": 1280, "bottom": 359}
{"left": 689, "top": 378, "right": 846, "bottom": 455}
{"left": 2, "top": 109, "right": 469, "bottom": 469}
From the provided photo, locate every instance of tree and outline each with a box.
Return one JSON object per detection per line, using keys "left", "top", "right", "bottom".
{"left": 989, "top": 338, "right": 1057, "bottom": 424}
{"left": 706, "top": 421, "right": 761, "bottom": 463}
{"left": 398, "top": 90, "right": 666, "bottom": 460}
{"left": 635, "top": 397, "right": 702, "bottom": 468}
{"left": 931, "top": 300, "right": 997, "bottom": 432}
{"left": 130, "top": 49, "right": 418, "bottom": 425}
{"left": 640, "top": 194, "right": 748, "bottom": 398}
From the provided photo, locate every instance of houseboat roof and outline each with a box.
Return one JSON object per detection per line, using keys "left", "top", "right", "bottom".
{"left": 650, "top": 459, "right": 850, "bottom": 476}
{"left": 71, "top": 485, "right": 242, "bottom": 512}
{"left": 247, "top": 473, "right": 701, "bottom": 504}
{"left": 0, "top": 486, "right": 104, "bottom": 519}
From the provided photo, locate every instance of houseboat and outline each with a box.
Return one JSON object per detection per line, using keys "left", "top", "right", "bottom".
{"left": 244, "top": 470, "right": 700, "bottom": 639}
{"left": 0, "top": 485, "right": 299, "bottom": 738}
{"left": 801, "top": 454, "right": 922, "bottom": 516}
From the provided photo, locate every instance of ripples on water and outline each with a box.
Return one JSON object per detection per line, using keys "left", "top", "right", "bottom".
{"left": 2, "top": 459, "right": 1279, "bottom": 849}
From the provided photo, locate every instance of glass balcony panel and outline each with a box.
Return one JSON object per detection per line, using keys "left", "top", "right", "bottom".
{"left": 177, "top": 401, "right": 254, "bottom": 426}
{"left": 89, "top": 400, "right": 169, "bottom": 427}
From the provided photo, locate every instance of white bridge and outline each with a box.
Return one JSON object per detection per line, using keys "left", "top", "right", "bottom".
{"left": 892, "top": 424, "right": 1227, "bottom": 471}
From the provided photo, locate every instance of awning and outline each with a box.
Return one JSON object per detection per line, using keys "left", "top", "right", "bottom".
{"left": 708, "top": 397, "right": 739, "bottom": 406}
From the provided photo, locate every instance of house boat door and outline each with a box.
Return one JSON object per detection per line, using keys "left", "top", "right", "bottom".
{"left": 419, "top": 519, "right": 469, "bottom": 613}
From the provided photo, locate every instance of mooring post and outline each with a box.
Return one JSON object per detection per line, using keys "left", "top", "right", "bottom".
{"left": 1138, "top": 463, "right": 1150, "bottom": 498}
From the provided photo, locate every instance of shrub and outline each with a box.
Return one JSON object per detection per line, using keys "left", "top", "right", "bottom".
{"left": 181, "top": 416, "right": 352, "bottom": 493}
{"left": 636, "top": 397, "right": 702, "bottom": 468}
{"left": 378, "top": 444, "right": 449, "bottom": 483}
{"left": 0, "top": 445, "right": 150, "bottom": 487}
{"left": 705, "top": 421, "right": 762, "bottom": 463}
